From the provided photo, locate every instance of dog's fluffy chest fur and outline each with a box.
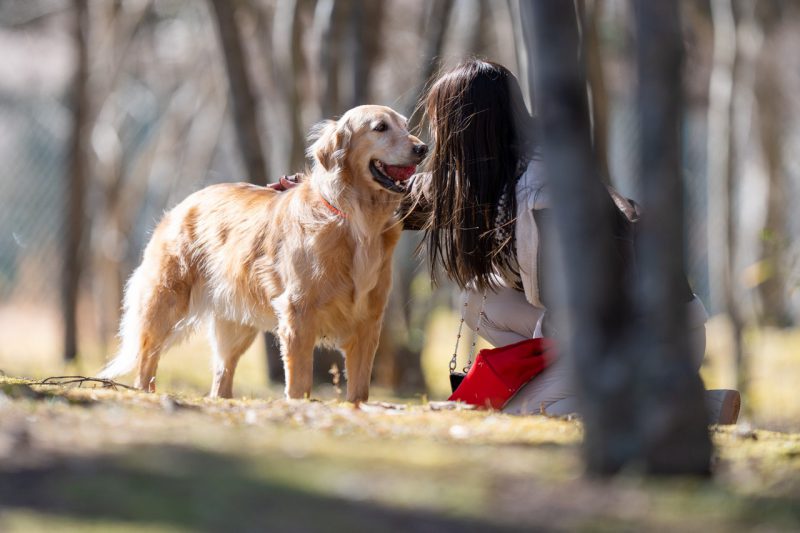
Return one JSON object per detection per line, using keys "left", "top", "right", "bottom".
{"left": 347, "top": 226, "right": 398, "bottom": 311}
{"left": 282, "top": 189, "right": 402, "bottom": 339}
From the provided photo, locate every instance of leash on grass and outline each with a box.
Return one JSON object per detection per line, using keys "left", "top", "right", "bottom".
{"left": 36, "top": 375, "right": 136, "bottom": 391}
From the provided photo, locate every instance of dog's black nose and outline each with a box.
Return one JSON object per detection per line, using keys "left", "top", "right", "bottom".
{"left": 413, "top": 143, "right": 428, "bottom": 157}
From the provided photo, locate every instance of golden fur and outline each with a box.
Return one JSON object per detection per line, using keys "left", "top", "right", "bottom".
{"left": 99, "top": 105, "right": 425, "bottom": 402}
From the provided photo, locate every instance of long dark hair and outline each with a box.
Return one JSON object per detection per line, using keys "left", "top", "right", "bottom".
{"left": 423, "top": 59, "right": 537, "bottom": 291}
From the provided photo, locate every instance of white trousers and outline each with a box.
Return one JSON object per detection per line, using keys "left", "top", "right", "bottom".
{"left": 463, "top": 284, "right": 708, "bottom": 416}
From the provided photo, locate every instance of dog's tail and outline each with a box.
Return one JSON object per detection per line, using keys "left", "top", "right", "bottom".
{"left": 97, "top": 267, "right": 146, "bottom": 380}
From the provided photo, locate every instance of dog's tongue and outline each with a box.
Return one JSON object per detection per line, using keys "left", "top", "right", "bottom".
{"left": 384, "top": 164, "right": 416, "bottom": 182}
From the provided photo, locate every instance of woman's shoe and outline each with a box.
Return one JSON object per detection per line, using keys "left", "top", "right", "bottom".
{"left": 706, "top": 389, "right": 741, "bottom": 425}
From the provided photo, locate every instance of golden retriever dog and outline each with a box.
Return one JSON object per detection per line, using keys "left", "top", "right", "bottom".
{"left": 99, "top": 105, "right": 427, "bottom": 402}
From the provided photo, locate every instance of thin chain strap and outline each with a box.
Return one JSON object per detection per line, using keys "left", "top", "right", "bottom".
{"left": 449, "top": 291, "right": 487, "bottom": 374}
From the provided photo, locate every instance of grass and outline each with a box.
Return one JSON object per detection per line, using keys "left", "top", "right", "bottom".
{"left": 0, "top": 377, "right": 799, "bottom": 532}
{"left": 3, "top": 304, "right": 798, "bottom": 428}
{"left": 703, "top": 315, "right": 800, "bottom": 431}
{"left": 1, "top": 305, "right": 799, "bottom": 530}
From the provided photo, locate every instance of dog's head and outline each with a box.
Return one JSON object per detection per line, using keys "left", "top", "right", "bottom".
{"left": 308, "top": 105, "right": 427, "bottom": 195}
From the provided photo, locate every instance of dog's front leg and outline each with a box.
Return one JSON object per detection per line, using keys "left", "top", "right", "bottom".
{"left": 342, "top": 244, "right": 397, "bottom": 403}
{"left": 277, "top": 310, "right": 317, "bottom": 400}
{"left": 342, "top": 325, "right": 380, "bottom": 403}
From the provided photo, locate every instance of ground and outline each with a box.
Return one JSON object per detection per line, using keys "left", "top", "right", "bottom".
{"left": 1, "top": 376, "right": 799, "bottom": 532}
{"left": 1, "top": 309, "right": 799, "bottom": 531}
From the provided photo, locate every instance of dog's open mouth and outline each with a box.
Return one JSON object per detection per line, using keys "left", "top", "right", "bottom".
{"left": 369, "top": 160, "right": 416, "bottom": 193}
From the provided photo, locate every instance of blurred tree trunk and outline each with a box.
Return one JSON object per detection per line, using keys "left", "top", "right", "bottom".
{"left": 347, "top": 0, "right": 384, "bottom": 107}
{"left": 754, "top": 6, "right": 791, "bottom": 327}
{"left": 633, "top": 0, "right": 712, "bottom": 474}
{"left": 708, "top": 0, "right": 763, "bottom": 404}
{"left": 526, "top": 1, "right": 637, "bottom": 475}
{"left": 272, "top": 0, "right": 307, "bottom": 171}
{"left": 756, "top": 76, "right": 790, "bottom": 327}
{"left": 64, "top": 0, "right": 90, "bottom": 362}
{"left": 406, "top": 0, "right": 455, "bottom": 125}
{"left": 509, "top": 0, "right": 535, "bottom": 109}
{"left": 374, "top": 235, "right": 428, "bottom": 394}
{"left": 583, "top": 0, "right": 611, "bottom": 184}
{"left": 311, "top": 0, "right": 342, "bottom": 118}
{"left": 452, "top": 0, "right": 488, "bottom": 57}
{"left": 526, "top": 1, "right": 711, "bottom": 475}
{"left": 88, "top": 1, "right": 152, "bottom": 353}
{"left": 730, "top": 1, "right": 767, "bottom": 408}
{"left": 210, "top": 0, "right": 269, "bottom": 185}
{"left": 707, "top": 0, "right": 747, "bottom": 403}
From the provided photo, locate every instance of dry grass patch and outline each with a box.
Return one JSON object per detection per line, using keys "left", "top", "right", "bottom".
{"left": 0, "top": 376, "right": 798, "bottom": 532}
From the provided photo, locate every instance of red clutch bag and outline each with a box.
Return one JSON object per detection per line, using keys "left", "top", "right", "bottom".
{"left": 448, "top": 337, "right": 555, "bottom": 410}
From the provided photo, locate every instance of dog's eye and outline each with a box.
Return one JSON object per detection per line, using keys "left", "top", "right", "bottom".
{"left": 373, "top": 122, "right": 388, "bottom": 132}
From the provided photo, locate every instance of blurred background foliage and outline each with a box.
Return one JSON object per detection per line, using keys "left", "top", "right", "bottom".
{"left": 0, "top": 0, "right": 798, "bottom": 430}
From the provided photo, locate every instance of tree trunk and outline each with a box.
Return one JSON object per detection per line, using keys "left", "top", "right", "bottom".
{"left": 210, "top": 0, "right": 269, "bottom": 185}
{"left": 584, "top": 0, "right": 611, "bottom": 184}
{"left": 508, "top": 0, "right": 534, "bottom": 109}
{"left": 311, "top": 0, "right": 339, "bottom": 118}
{"left": 526, "top": 1, "right": 637, "bottom": 475}
{"left": 349, "top": 0, "right": 384, "bottom": 107}
{"left": 373, "top": 234, "right": 428, "bottom": 395}
{"left": 311, "top": 0, "right": 353, "bottom": 118}
{"left": 87, "top": 2, "right": 152, "bottom": 353}
{"left": 451, "top": 0, "right": 487, "bottom": 57}
{"left": 730, "top": 1, "right": 769, "bottom": 406}
{"left": 526, "top": 0, "right": 711, "bottom": 475}
{"left": 706, "top": 0, "right": 737, "bottom": 317}
{"left": 633, "top": 0, "right": 712, "bottom": 474}
{"left": 63, "top": 0, "right": 90, "bottom": 362}
{"left": 271, "top": 0, "right": 307, "bottom": 172}
{"left": 755, "top": 39, "right": 791, "bottom": 327}
{"left": 406, "top": 0, "right": 455, "bottom": 123}
{"left": 707, "top": 0, "right": 748, "bottom": 407}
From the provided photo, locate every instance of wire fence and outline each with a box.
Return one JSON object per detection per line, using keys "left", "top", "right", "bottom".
{"left": 0, "top": 92, "right": 68, "bottom": 306}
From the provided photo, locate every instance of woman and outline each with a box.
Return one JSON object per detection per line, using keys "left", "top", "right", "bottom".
{"left": 405, "top": 59, "right": 734, "bottom": 421}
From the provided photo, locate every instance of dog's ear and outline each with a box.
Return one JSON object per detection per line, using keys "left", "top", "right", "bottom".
{"left": 307, "top": 119, "right": 351, "bottom": 171}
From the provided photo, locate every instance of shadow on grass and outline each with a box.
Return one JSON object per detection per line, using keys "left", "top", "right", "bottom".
{"left": 0, "top": 445, "right": 521, "bottom": 532}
